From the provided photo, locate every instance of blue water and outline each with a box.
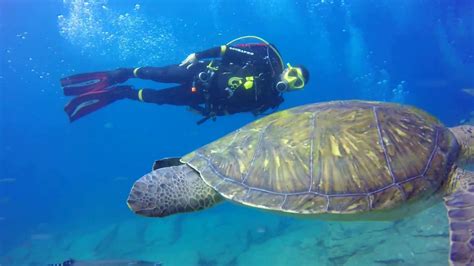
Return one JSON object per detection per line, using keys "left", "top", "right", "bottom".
{"left": 1, "top": 0, "right": 473, "bottom": 265}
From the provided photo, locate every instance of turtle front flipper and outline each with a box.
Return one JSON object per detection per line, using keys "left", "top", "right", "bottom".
{"left": 444, "top": 169, "right": 474, "bottom": 265}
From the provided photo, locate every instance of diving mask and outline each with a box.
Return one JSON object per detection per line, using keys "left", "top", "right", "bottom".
{"left": 282, "top": 63, "right": 305, "bottom": 90}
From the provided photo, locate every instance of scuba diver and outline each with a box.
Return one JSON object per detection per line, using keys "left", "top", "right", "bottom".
{"left": 61, "top": 36, "right": 310, "bottom": 124}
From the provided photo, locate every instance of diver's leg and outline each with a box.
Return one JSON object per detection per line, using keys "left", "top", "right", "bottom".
{"left": 137, "top": 84, "right": 205, "bottom": 106}
{"left": 134, "top": 63, "right": 206, "bottom": 84}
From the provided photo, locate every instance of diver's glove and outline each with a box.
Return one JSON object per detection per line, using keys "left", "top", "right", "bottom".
{"left": 179, "top": 53, "right": 198, "bottom": 68}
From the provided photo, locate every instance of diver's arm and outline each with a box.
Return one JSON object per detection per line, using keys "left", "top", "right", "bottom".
{"left": 195, "top": 46, "right": 227, "bottom": 59}
{"left": 194, "top": 43, "right": 273, "bottom": 60}
{"left": 98, "top": 66, "right": 188, "bottom": 84}
{"left": 180, "top": 43, "right": 272, "bottom": 66}
{"left": 180, "top": 46, "right": 227, "bottom": 66}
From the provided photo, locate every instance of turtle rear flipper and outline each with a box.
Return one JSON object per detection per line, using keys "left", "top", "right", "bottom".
{"left": 444, "top": 170, "right": 474, "bottom": 265}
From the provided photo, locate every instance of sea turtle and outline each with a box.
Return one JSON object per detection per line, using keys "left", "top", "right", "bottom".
{"left": 127, "top": 100, "right": 473, "bottom": 265}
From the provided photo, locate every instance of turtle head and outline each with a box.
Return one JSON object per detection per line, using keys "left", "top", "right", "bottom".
{"left": 127, "top": 164, "right": 222, "bottom": 217}
{"left": 450, "top": 125, "right": 474, "bottom": 167}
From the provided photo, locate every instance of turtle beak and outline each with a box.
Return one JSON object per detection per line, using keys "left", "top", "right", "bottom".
{"left": 126, "top": 181, "right": 144, "bottom": 213}
{"left": 127, "top": 179, "right": 149, "bottom": 215}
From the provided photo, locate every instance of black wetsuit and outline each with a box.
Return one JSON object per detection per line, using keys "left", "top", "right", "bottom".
{"left": 134, "top": 44, "right": 284, "bottom": 117}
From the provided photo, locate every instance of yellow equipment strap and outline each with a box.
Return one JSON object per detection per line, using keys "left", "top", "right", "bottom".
{"left": 207, "top": 61, "right": 218, "bottom": 71}
{"left": 133, "top": 67, "right": 141, "bottom": 78}
{"left": 220, "top": 45, "right": 227, "bottom": 56}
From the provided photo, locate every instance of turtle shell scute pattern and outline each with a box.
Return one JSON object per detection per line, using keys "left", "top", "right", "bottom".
{"left": 182, "top": 101, "right": 460, "bottom": 214}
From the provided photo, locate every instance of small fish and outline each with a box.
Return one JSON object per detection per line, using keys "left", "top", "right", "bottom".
{"left": 48, "top": 259, "right": 162, "bottom": 266}
{"left": 30, "top": 233, "right": 53, "bottom": 241}
{"left": 256, "top": 226, "right": 267, "bottom": 234}
{"left": 0, "top": 197, "right": 9, "bottom": 204}
{"left": 462, "top": 88, "right": 474, "bottom": 96}
{"left": 374, "top": 258, "right": 405, "bottom": 265}
{"left": 103, "top": 122, "right": 114, "bottom": 129}
{"left": 113, "top": 176, "right": 129, "bottom": 181}
{"left": 0, "top": 178, "right": 16, "bottom": 183}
